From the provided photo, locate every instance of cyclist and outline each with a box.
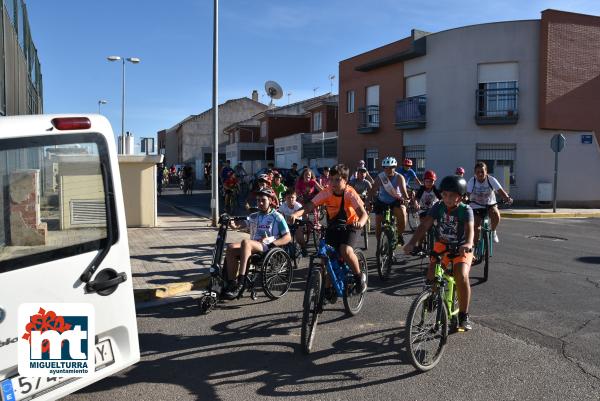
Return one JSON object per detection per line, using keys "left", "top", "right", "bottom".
{"left": 350, "top": 166, "right": 372, "bottom": 198}
{"left": 223, "top": 171, "right": 239, "bottom": 209}
{"left": 455, "top": 166, "right": 465, "bottom": 177}
{"left": 413, "top": 170, "right": 441, "bottom": 221}
{"left": 291, "top": 164, "right": 369, "bottom": 293}
{"left": 246, "top": 173, "right": 273, "bottom": 209}
{"left": 223, "top": 188, "right": 291, "bottom": 300}
{"left": 271, "top": 172, "right": 287, "bottom": 203}
{"left": 318, "top": 166, "right": 331, "bottom": 188}
{"left": 368, "top": 156, "right": 409, "bottom": 246}
{"left": 352, "top": 160, "right": 375, "bottom": 184}
{"left": 296, "top": 167, "right": 323, "bottom": 226}
{"left": 234, "top": 161, "right": 247, "bottom": 179}
{"left": 279, "top": 188, "right": 307, "bottom": 256}
{"left": 397, "top": 158, "right": 423, "bottom": 189}
{"left": 466, "top": 162, "right": 513, "bottom": 244}
{"left": 404, "top": 175, "right": 475, "bottom": 331}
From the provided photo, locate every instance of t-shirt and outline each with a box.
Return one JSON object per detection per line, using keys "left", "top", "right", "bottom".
{"left": 223, "top": 176, "right": 238, "bottom": 189}
{"left": 467, "top": 176, "right": 502, "bottom": 209}
{"left": 397, "top": 167, "right": 419, "bottom": 188}
{"left": 377, "top": 173, "right": 404, "bottom": 204}
{"left": 427, "top": 202, "right": 474, "bottom": 245}
{"left": 350, "top": 179, "right": 372, "bottom": 197}
{"left": 311, "top": 186, "right": 363, "bottom": 225}
{"left": 246, "top": 209, "right": 289, "bottom": 242}
{"left": 319, "top": 176, "right": 330, "bottom": 188}
{"left": 272, "top": 183, "right": 287, "bottom": 200}
{"left": 278, "top": 201, "right": 303, "bottom": 217}
{"left": 221, "top": 166, "right": 234, "bottom": 181}
{"left": 416, "top": 186, "right": 441, "bottom": 211}
{"left": 296, "top": 179, "right": 318, "bottom": 203}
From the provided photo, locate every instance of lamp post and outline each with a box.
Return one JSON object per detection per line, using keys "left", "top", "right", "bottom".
{"left": 211, "top": 0, "right": 219, "bottom": 226}
{"left": 106, "top": 56, "right": 141, "bottom": 154}
{"left": 97, "top": 99, "right": 108, "bottom": 114}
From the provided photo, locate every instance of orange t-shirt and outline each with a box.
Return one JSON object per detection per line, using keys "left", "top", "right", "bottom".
{"left": 311, "top": 185, "right": 364, "bottom": 224}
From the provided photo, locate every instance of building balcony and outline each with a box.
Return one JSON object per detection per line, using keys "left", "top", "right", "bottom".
{"left": 395, "top": 96, "right": 426, "bottom": 129}
{"left": 358, "top": 105, "right": 380, "bottom": 133}
{"left": 475, "top": 88, "right": 519, "bottom": 125}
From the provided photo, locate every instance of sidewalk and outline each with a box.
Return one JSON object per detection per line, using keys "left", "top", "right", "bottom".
{"left": 501, "top": 207, "right": 600, "bottom": 218}
{"left": 128, "top": 201, "right": 245, "bottom": 304}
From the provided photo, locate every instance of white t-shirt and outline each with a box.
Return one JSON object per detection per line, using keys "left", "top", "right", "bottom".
{"left": 467, "top": 175, "right": 502, "bottom": 208}
{"left": 278, "top": 201, "right": 303, "bottom": 217}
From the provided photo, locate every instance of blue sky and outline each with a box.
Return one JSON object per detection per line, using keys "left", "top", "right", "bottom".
{"left": 26, "top": 0, "right": 600, "bottom": 151}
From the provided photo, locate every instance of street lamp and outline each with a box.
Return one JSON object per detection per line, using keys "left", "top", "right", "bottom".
{"left": 97, "top": 99, "right": 108, "bottom": 114}
{"left": 106, "top": 55, "right": 141, "bottom": 154}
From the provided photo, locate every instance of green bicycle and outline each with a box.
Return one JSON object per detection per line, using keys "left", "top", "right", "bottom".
{"left": 405, "top": 244, "right": 470, "bottom": 371}
{"left": 376, "top": 205, "right": 401, "bottom": 281}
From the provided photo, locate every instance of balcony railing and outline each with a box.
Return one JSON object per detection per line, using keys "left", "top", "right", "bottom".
{"left": 358, "top": 105, "right": 380, "bottom": 133}
{"left": 475, "top": 87, "right": 519, "bottom": 125}
{"left": 395, "top": 95, "right": 426, "bottom": 129}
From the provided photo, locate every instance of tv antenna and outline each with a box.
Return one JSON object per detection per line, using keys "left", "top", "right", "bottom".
{"left": 328, "top": 74, "right": 335, "bottom": 93}
{"left": 287, "top": 92, "right": 292, "bottom": 105}
{"left": 313, "top": 87, "right": 319, "bottom": 97}
{"left": 265, "top": 80, "right": 283, "bottom": 107}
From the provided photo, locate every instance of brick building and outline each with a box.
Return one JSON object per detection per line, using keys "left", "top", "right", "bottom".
{"left": 338, "top": 9, "right": 600, "bottom": 206}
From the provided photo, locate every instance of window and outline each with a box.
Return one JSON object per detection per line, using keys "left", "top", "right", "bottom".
{"left": 404, "top": 145, "right": 426, "bottom": 179}
{"left": 476, "top": 143, "right": 516, "bottom": 185}
{"left": 4, "top": 0, "right": 16, "bottom": 28}
{"left": 405, "top": 73, "right": 426, "bottom": 97}
{"left": 0, "top": 134, "right": 117, "bottom": 273}
{"left": 313, "top": 112, "right": 322, "bottom": 131}
{"left": 347, "top": 90, "right": 355, "bottom": 113}
{"left": 365, "top": 148, "right": 378, "bottom": 171}
{"left": 477, "top": 62, "right": 518, "bottom": 118}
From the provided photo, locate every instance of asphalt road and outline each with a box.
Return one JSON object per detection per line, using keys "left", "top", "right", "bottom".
{"left": 66, "top": 214, "right": 600, "bottom": 401}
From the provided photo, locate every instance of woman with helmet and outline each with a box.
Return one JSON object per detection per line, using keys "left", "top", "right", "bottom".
{"left": 223, "top": 187, "right": 291, "bottom": 300}
{"left": 367, "top": 156, "right": 410, "bottom": 246}
{"left": 397, "top": 158, "right": 423, "bottom": 189}
{"left": 404, "top": 175, "right": 475, "bottom": 331}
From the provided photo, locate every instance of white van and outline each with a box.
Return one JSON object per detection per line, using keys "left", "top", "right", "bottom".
{"left": 0, "top": 115, "right": 140, "bottom": 400}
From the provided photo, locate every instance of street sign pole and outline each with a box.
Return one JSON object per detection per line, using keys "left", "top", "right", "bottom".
{"left": 550, "top": 133, "right": 566, "bottom": 213}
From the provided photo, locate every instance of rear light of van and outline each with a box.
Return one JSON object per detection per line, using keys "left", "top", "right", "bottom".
{"left": 51, "top": 117, "right": 92, "bottom": 131}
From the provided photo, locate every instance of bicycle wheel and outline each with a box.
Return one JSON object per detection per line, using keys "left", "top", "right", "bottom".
{"left": 343, "top": 249, "right": 368, "bottom": 315}
{"left": 482, "top": 229, "right": 490, "bottom": 282}
{"left": 406, "top": 290, "right": 449, "bottom": 372}
{"left": 377, "top": 228, "right": 394, "bottom": 281}
{"left": 262, "top": 249, "right": 294, "bottom": 299}
{"left": 311, "top": 225, "right": 320, "bottom": 250}
{"left": 408, "top": 207, "right": 420, "bottom": 232}
{"left": 301, "top": 264, "right": 323, "bottom": 354}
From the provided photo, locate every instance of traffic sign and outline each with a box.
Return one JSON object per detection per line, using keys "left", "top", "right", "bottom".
{"left": 550, "top": 134, "right": 566, "bottom": 153}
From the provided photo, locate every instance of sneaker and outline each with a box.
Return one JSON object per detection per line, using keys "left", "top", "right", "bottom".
{"left": 493, "top": 230, "right": 499, "bottom": 243}
{"left": 458, "top": 312, "right": 473, "bottom": 331}
{"left": 223, "top": 281, "right": 240, "bottom": 300}
{"left": 324, "top": 286, "right": 337, "bottom": 304}
{"left": 354, "top": 273, "right": 367, "bottom": 295}
{"left": 397, "top": 233, "right": 405, "bottom": 246}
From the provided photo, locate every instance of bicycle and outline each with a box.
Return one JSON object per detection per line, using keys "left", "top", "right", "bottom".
{"left": 197, "top": 213, "right": 294, "bottom": 314}
{"left": 359, "top": 194, "right": 370, "bottom": 250}
{"left": 181, "top": 176, "right": 194, "bottom": 195}
{"left": 469, "top": 201, "right": 494, "bottom": 282}
{"left": 405, "top": 244, "right": 471, "bottom": 371}
{"left": 285, "top": 219, "right": 311, "bottom": 270}
{"left": 224, "top": 187, "right": 239, "bottom": 215}
{"left": 301, "top": 225, "right": 368, "bottom": 354}
{"left": 405, "top": 188, "right": 420, "bottom": 232}
{"left": 376, "top": 204, "right": 400, "bottom": 281}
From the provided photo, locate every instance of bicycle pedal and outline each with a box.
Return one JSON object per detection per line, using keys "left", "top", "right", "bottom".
{"left": 457, "top": 327, "right": 466, "bottom": 333}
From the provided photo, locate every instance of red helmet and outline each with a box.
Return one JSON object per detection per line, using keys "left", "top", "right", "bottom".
{"left": 455, "top": 167, "right": 465, "bottom": 175}
{"left": 403, "top": 158, "right": 413, "bottom": 167}
{"left": 423, "top": 170, "right": 437, "bottom": 181}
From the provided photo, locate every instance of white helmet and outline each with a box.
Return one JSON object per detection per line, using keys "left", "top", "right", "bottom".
{"left": 381, "top": 156, "right": 398, "bottom": 167}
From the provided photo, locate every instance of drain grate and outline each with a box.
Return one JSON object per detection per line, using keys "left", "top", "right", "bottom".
{"left": 527, "top": 235, "right": 567, "bottom": 241}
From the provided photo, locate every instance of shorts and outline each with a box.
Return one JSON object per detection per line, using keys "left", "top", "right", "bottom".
{"left": 431, "top": 242, "right": 473, "bottom": 267}
{"left": 325, "top": 226, "right": 359, "bottom": 250}
{"left": 373, "top": 198, "right": 405, "bottom": 216}
{"left": 419, "top": 211, "right": 428, "bottom": 218}
{"left": 472, "top": 205, "right": 496, "bottom": 219}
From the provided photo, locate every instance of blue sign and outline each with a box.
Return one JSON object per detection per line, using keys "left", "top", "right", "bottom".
{"left": 1, "top": 379, "right": 16, "bottom": 401}
{"left": 581, "top": 135, "right": 593, "bottom": 144}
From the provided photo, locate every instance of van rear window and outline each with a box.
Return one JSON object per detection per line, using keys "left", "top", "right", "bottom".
{"left": 0, "top": 133, "right": 118, "bottom": 273}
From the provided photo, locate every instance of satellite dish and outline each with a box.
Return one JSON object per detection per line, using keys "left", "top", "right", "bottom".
{"left": 265, "top": 80, "right": 283, "bottom": 107}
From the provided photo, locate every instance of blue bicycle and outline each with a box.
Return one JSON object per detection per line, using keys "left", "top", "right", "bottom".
{"left": 300, "top": 225, "right": 368, "bottom": 354}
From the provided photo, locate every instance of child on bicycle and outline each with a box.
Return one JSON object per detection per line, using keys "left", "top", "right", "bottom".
{"left": 278, "top": 188, "right": 307, "bottom": 256}
{"left": 404, "top": 175, "right": 475, "bottom": 331}
{"left": 224, "top": 188, "right": 291, "bottom": 300}
{"left": 413, "top": 170, "right": 442, "bottom": 221}
{"left": 291, "top": 164, "right": 369, "bottom": 294}
{"left": 272, "top": 172, "right": 287, "bottom": 203}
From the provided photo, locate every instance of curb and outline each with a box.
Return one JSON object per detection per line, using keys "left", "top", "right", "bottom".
{"left": 133, "top": 275, "right": 210, "bottom": 304}
{"left": 502, "top": 212, "right": 600, "bottom": 219}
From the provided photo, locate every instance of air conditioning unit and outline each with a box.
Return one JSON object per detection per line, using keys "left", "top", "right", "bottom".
{"left": 536, "top": 182, "right": 552, "bottom": 205}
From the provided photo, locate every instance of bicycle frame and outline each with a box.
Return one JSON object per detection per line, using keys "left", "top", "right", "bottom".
{"left": 433, "top": 261, "right": 459, "bottom": 321}
{"left": 316, "top": 237, "right": 350, "bottom": 297}
{"left": 475, "top": 212, "right": 493, "bottom": 259}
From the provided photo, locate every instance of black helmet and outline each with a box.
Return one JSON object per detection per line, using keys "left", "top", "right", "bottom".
{"left": 439, "top": 175, "right": 467, "bottom": 196}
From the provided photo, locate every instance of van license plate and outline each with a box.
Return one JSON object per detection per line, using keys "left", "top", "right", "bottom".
{"left": 1, "top": 339, "right": 114, "bottom": 401}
